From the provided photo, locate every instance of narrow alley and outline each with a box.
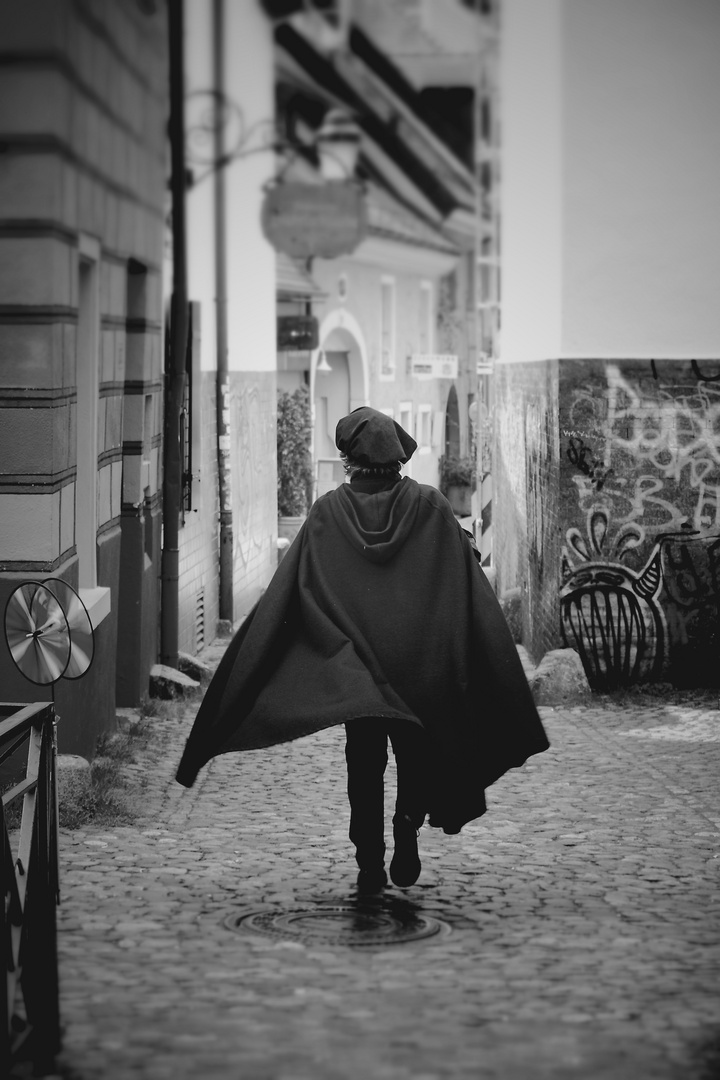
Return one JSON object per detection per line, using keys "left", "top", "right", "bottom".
{"left": 51, "top": 650, "right": 720, "bottom": 1080}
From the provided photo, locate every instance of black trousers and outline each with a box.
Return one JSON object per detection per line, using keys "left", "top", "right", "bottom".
{"left": 344, "top": 718, "right": 429, "bottom": 868}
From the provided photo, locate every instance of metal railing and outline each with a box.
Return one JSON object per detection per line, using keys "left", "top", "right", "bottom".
{"left": 1, "top": 702, "right": 60, "bottom": 1074}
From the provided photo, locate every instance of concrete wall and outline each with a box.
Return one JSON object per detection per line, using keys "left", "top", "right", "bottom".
{"left": 0, "top": 0, "right": 168, "bottom": 739}
{"left": 559, "top": 358, "right": 720, "bottom": 688}
{"left": 182, "top": 0, "right": 278, "bottom": 628}
{"left": 178, "top": 370, "right": 220, "bottom": 656}
{"left": 498, "top": 0, "right": 720, "bottom": 686}
{"left": 561, "top": 0, "right": 720, "bottom": 358}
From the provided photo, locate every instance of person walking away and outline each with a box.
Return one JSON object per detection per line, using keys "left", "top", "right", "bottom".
{"left": 176, "top": 407, "right": 549, "bottom": 892}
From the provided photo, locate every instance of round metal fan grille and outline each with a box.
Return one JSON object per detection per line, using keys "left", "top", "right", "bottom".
{"left": 4, "top": 579, "right": 95, "bottom": 686}
{"left": 42, "top": 579, "right": 94, "bottom": 680}
{"left": 4, "top": 582, "right": 71, "bottom": 685}
{"left": 224, "top": 901, "right": 449, "bottom": 948}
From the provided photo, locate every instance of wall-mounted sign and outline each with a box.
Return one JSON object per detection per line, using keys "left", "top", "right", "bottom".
{"left": 277, "top": 315, "right": 319, "bottom": 351}
{"left": 411, "top": 354, "right": 459, "bottom": 380}
{"left": 262, "top": 182, "right": 367, "bottom": 259}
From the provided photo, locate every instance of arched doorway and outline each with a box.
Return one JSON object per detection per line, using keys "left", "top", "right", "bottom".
{"left": 312, "top": 313, "right": 369, "bottom": 498}
{"left": 314, "top": 348, "right": 350, "bottom": 496}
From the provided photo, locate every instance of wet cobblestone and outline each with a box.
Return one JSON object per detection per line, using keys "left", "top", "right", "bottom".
{"left": 51, "top": 648, "right": 720, "bottom": 1079}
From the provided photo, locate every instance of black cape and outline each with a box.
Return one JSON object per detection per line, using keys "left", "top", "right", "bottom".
{"left": 176, "top": 477, "right": 549, "bottom": 831}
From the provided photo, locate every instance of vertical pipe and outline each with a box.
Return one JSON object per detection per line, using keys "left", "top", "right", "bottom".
{"left": 161, "top": 0, "right": 188, "bottom": 667}
{"left": 214, "top": 0, "right": 234, "bottom": 624}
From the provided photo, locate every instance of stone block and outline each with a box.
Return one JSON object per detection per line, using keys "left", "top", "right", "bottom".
{"left": 57, "top": 753, "right": 92, "bottom": 814}
{"left": 53, "top": 402, "right": 72, "bottom": 473}
{"left": 60, "top": 482, "right": 75, "bottom": 554}
{"left": 115, "top": 707, "right": 140, "bottom": 734}
{"left": 149, "top": 664, "right": 200, "bottom": 700}
{"left": 61, "top": 160, "right": 78, "bottom": 231}
{"left": 125, "top": 329, "right": 151, "bottom": 383}
{"left": 1, "top": 0, "right": 67, "bottom": 50}
{"left": 105, "top": 395, "right": 123, "bottom": 451}
{"left": 0, "top": 406, "right": 53, "bottom": 474}
{"left": 0, "top": 322, "right": 58, "bottom": 387}
{"left": 122, "top": 393, "right": 144, "bottom": 443}
{"left": 529, "top": 648, "right": 592, "bottom": 706}
{"left": 111, "top": 460, "right": 122, "bottom": 518}
{"left": 0, "top": 69, "right": 70, "bottom": 140}
{"left": 101, "top": 329, "right": 115, "bottom": 385}
{"left": 0, "top": 152, "right": 64, "bottom": 222}
{"left": 0, "top": 236, "right": 73, "bottom": 307}
{"left": 0, "top": 491, "right": 58, "bottom": 562}
{"left": 122, "top": 453, "right": 142, "bottom": 507}
{"left": 102, "top": 189, "right": 117, "bottom": 253}
{"left": 115, "top": 329, "right": 127, "bottom": 383}
{"left": 98, "top": 463, "right": 112, "bottom": 526}
{"left": 178, "top": 651, "right": 213, "bottom": 682}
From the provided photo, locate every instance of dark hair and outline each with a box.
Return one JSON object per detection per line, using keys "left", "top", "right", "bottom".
{"left": 340, "top": 453, "right": 402, "bottom": 480}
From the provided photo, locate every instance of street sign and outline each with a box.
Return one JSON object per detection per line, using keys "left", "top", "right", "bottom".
{"left": 277, "top": 315, "right": 319, "bottom": 351}
{"left": 262, "top": 182, "right": 367, "bottom": 259}
{"left": 411, "top": 354, "right": 459, "bottom": 380}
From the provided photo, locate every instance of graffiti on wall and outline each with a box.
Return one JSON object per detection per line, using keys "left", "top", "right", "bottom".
{"left": 562, "top": 361, "right": 720, "bottom": 686}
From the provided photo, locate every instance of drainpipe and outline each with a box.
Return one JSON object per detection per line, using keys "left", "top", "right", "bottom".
{"left": 213, "top": 0, "right": 234, "bottom": 625}
{"left": 160, "top": 0, "right": 188, "bottom": 668}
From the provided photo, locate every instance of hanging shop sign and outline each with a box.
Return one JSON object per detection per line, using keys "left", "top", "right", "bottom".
{"left": 411, "top": 354, "right": 459, "bottom": 380}
{"left": 277, "top": 315, "right": 319, "bottom": 351}
{"left": 262, "top": 182, "right": 367, "bottom": 259}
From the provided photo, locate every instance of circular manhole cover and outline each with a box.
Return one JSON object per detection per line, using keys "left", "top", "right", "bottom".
{"left": 224, "top": 901, "right": 449, "bottom": 948}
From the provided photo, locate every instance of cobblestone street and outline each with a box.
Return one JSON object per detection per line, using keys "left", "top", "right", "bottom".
{"left": 50, "top": 645, "right": 720, "bottom": 1080}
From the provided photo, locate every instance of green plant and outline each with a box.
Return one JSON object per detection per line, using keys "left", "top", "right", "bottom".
{"left": 277, "top": 385, "right": 313, "bottom": 516}
{"left": 439, "top": 454, "right": 476, "bottom": 495}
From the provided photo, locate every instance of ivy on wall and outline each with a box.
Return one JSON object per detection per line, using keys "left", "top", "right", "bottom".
{"left": 277, "top": 385, "right": 313, "bottom": 517}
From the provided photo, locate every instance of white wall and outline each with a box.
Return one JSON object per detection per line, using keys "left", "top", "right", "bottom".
{"left": 563, "top": 0, "right": 720, "bottom": 358}
{"left": 185, "top": 1, "right": 217, "bottom": 374}
{"left": 500, "top": 0, "right": 720, "bottom": 363}
{"left": 224, "top": 0, "right": 276, "bottom": 374}
{"left": 499, "top": 0, "right": 563, "bottom": 363}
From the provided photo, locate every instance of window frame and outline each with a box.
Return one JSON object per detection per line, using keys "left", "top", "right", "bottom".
{"left": 379, "top": 275, "right": 396, "bottom": 381}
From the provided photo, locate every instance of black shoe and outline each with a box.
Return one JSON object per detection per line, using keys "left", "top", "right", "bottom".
{"left": 356, "top": 866, "right": 387, "bottom": 894}
{"left": 389, "top": 813, "right": 421, "bottom": 887}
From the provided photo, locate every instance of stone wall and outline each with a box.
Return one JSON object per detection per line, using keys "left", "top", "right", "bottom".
{"left": 0, "top": 0, "right": 169, "bottom": 743}
{"left": 559, "top": 358, "right": 720, "bottom": 688}
{"left": 496, "top": 357, "right": 720, "bottom": 689}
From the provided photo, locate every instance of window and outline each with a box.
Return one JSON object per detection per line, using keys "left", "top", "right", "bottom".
{"left": 399, "top": 402, "right": 413, "bottom": 475}
{"left": 380, "top": 277, "right": 395, "bottom": 378}
{"left": 417, "top": 405, "right": 432, "bottom": 451}
{"left": 418, "top": 281, "right": 433, "bottom": 355}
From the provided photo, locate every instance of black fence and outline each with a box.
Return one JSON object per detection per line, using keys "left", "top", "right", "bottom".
{"left": 1, "top": 701, "right": 60, "bottom": 1074}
